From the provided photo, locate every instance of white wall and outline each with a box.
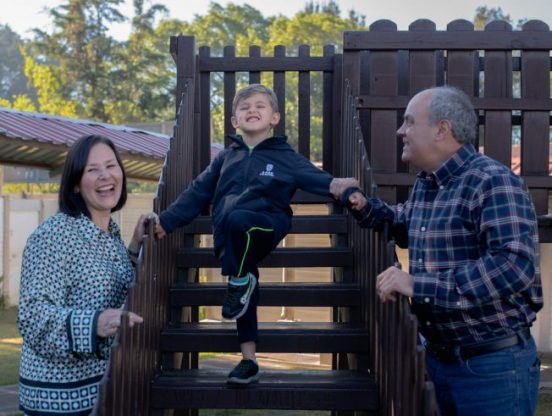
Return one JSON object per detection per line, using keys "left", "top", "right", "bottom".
{"left": 1, "top": 194, "right": 155, "bottom": 307}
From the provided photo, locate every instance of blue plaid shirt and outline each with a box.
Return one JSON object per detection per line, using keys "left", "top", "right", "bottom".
{"left": 358, "top": 144, "right": 542, "bottom": 345}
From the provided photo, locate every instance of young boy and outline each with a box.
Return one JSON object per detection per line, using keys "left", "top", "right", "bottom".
{"left": 155, "top": 84, "right": 347, "bottom": 384}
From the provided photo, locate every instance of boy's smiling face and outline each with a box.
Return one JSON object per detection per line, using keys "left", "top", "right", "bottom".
{"left": 231, "top": 92, "right": 280, "bottom": 141}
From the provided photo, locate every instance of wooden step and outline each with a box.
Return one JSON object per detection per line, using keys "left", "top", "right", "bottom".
{"left": 177, "top": 247, "right": 353, "bottom": 268}
{"left": 161, "top": 322, "right": 369, "bottom": 353}
{"left": 183, "top": 214, "right": 348, "bottom": 235}
{"left": 292, "top": 189, "right": 335, "bottom": 204}
{"left": 170, "top": 282, "right": 361, "bottom": 306}
{"left": 151, "top": 369, "right": 378, "bottom": 411}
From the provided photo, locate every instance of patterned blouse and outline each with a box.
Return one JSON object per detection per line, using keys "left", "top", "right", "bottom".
{"left": 17, "top": 213, "right": 134, "bottom": 415}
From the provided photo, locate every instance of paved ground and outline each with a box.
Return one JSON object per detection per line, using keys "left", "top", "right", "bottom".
{"left": 1, "top": 352, "right": 551, "bottom": 416}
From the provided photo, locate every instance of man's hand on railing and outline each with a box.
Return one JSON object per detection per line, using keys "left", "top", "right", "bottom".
{"left": 329, "top": 177, "right": 359, "bottom": 200}
{"left": 376, "top": 264, "right": 413, "bottom": 302}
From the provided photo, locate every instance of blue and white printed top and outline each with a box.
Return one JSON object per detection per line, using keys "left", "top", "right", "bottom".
{"left": 17, "top": 212, "right": 134, "bottom": 415}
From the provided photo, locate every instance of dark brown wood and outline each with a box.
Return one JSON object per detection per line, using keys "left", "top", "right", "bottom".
{"left": 151, "top": 369, "right": 379, "bottom": 411}
{"left": 170, "top": 282, "right": 361, "bottom": 306}
{"left": 323, "top": 45, "right": 337, "bottom": 174}
{"left": 483, "top": 21, "right": 513, "bottom": 167}
{"left": 367, "top": 21, "right": 400, "bottom": 205}
{"left": 161, "top": 322, "right": 370, "bottom": 353}
{"left": 198, "top": 46, "right": 211, "bottom": 171}
{"left": 273, "top": 45, "right": 286, "bottom": 136}
{"left": 181, "top": 214, "right": 348, "bottom": 235}
{"left": 520, "top": 21, "right": 551, "bottom": 215}
{"left": 223, "top": 46, "right": 236, "bottom": 144}
{"left": 177, "top": 247, "right": 354, "bottom": 268}
{"left": 356, "top": 96, "right": 552, "bottom": 111}
{"left": 248, "top": 45, "right": 261, "bottom": 84}
{"left": 298, "top": 45, "right": 311, "bottom": 158}
{"left": 199, "top": 56, "right": 334, "bottom": 71}
{"left": 344, "top": 25, "right": 552, "bottom": 50}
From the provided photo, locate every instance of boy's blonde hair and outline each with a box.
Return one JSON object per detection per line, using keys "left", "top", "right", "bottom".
{"left": 232, "top": 84, "right": 279, "bottom": 115}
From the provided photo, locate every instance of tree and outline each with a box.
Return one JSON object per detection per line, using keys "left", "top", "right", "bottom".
{"left": 0, "top": 25, "right": 33, "bottom": 102}
{"left": 473, "top": 6, "right": 526, "bottom": 30}
{"left": 28, "top": 0, "right": 125, "bottom": 121}
{"left": 107, "top": 0, "right": 171, "bottom": 123}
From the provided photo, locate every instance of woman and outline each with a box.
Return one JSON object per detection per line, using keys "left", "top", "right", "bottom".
{"left": 17, "top": 134, "right": 148, "bottom": 415}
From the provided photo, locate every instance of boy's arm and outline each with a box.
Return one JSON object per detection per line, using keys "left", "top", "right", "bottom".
{"left": 159, "top": 154, "right": 224, "bottom": 234}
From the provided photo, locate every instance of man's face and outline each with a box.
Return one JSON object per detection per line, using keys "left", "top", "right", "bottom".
{"left": 396, "top": 90, "right": 439, "bottom": 172}
{"left": 231, "top": 92, "right": 280, "bottom": 137}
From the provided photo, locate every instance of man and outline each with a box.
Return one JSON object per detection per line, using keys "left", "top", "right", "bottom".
{"left": 332, "top": 86, "right": 543, "bottom": 415}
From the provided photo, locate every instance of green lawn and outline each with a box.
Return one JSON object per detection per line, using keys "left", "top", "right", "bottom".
{"left": 0, "top": 307, "right": 21, "bottom": 386}
{"left": 1, "top": 306, "right": 552, "bottom": 415}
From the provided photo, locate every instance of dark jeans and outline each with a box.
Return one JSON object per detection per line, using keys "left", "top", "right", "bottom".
{"left": 425, "top": 335, "right": 540, "bottom": 416}
{"left": 219, "top": 209, "right": 280, "bottom": 344}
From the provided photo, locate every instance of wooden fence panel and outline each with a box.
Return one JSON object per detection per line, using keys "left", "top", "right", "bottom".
{"left": 249, "top": 45, "right": 261, "bottom": 84}
{"left": 521, "top": 20, "right": 551, "bottom": 215}
{"left": 483, "top": 21, "right": 513, "bottom": 167}
{"left": 298, "top": 45, "right": 311, "bottom": 159}
{"left": 366, "top": 20, "right": 400, "bottom": 205}
{"left": 273, "top": 45, "right": 287, "bottom": 137}
{"left": 223, "top": 46, "right": 236, "bottom": 147}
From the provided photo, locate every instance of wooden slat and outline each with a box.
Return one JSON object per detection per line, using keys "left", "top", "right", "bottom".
{"left": 521, "top": 20, "right": 551, "bottom": 215}
{"left": 199, "top": 56, "right": 334, "bottom": 72}
{"left": 372, "top": 172, "right": 552, "bottom": 188}
{"left": 483, "top": 21, "right": 513, "bottom": 168}
{"left": 323, "top": 45, "right": 337, "bottom": 174}
{"left": 151, "top": 369, "right": 378, "bottom": 411}
{"left": 408, "top": 20, "right": 439, "bottom": 94}
{"left": 273, "top": 45, "right": 286, "bottom": 136}
{"left": 368, "top": 20, "right": 400, "bottom": 205}
{"left": 248, "top": 45, "right": 261, "bottom": 84}
{"left": 223, "top": 46, "right": 236, "bottom": 145}
{"left": 344, "top": 26, "right": 552, "bottom": 50}
{"left": 176, "top": 247, "right": 354, "bottom": 268}
{"left": 356, "top": 96, "right": 552, "bottom": 111}
{"left": 170, "top": 282, "right": 361, "bottom": 306}
{"left": 446, "top": 21, "right": 479, "bottom": 97}
{"left": 199, "top": 46, "right": 211, "bottom": 171}
{"left": 298, "top": 45, "right": 311, "bottom": 159}
{"left": 161, "top": 322, "right": 370, "bottom": 353}
{"left": 182, "top": 214, "right": 348, "bottom": 235}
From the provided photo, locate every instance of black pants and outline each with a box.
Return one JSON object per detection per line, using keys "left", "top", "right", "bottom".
{"left": 218, "top": 209, "right": 282, "bottom": 343}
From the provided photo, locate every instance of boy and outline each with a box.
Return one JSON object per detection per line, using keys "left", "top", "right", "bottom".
{"left": 155, "top": 84, "right": 347, "bottom": 384}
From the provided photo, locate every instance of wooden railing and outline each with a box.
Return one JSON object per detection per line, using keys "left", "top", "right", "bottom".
{"left": 338, "top": 81, "right": 438, "bottom": 416}
{"left": 95, "top": 79, "right": 197, "bottom": 415}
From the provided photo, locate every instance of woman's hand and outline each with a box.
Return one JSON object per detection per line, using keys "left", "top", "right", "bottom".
{"left": 128, "top": 213, "right": 158, "bottom": 254}
{"left": 97, "top": 308, "right": 143, "bottom": 338}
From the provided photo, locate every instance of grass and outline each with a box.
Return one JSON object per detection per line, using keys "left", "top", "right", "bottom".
{"left": 1, "top": 306, "right": 552, "bottom": 415}
{"left": 0, "top": 307, "right": 21, "bottom": 386}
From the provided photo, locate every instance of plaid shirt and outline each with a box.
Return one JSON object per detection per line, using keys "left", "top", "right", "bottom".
{"left": 357, "top": 144, "right": 542, "bottom": 345}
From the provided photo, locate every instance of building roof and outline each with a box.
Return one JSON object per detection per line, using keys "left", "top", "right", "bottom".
{"left": 0, "top": 107, "right": 170, "bottom": 181}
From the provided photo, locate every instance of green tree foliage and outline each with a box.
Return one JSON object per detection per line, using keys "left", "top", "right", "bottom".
{"left": 0, "top": 25, "right": 34, "bottom": 104}
{"left": 28, "top": 0, "right": 125, "bottom": 121}
{"left": 473, "top": 6, "right": 526, "bottom": 30}
{"left": 107, "top": 0, "right": 171, "bottom": 123}
{"left": 152, "top": 1, "right": 364, "bottom": 160}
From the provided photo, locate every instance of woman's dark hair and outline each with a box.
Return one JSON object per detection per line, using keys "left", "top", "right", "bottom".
{"left": 59, "top": 134, "right": 127, "bottom": 218}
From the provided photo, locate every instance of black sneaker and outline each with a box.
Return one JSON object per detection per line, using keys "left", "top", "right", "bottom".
{"left": 221, "top": 274, "right": 257, "bottom": 320}
{"left": 227, "top": 359, "right": 259, "bottom": 384}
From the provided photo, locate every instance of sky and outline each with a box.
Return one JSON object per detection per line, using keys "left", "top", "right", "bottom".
{"left": 1, "top": 0, "right": 552, "bottom": 40}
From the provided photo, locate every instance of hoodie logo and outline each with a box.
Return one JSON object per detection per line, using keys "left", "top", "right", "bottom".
{"left": 259, "top": 163, "right": 274, "bottom": 177}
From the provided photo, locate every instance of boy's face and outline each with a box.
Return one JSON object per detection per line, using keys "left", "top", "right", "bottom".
{"left": 231, "top": 92, "right": 280, "bottom": 138}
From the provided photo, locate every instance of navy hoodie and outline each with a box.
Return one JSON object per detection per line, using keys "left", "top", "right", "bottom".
{"left": 159, "top": 134, "right": 334, "bottom": 250}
